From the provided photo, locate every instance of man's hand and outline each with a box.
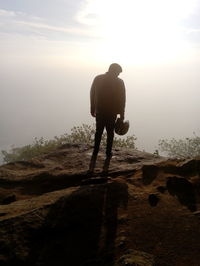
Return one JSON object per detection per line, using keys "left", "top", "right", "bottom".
{"left": 120, "top": 113, "right": 124, "bottom": 121}
{"left": 91, "top": 111, "right": 96, "bottom": 117}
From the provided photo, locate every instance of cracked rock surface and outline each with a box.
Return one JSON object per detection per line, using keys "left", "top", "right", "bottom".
{"left": 0, "top": 144, "right": 200, "bottom": 266}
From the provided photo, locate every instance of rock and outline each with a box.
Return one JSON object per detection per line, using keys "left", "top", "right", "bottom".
{"left": 193, "top": 211, "right": 200, "bottom": 216}
{"left": 0, "top": 145, "right": 200, "bottom": 266}
{"left": 167, "top": 176, "right": 197, "bottom": 212}
{"left": 117, "top": 236, "right": 127, "bottom": 248}
{"left": 178, "top": 159, "right": 200, "bottom": 176}
{"left": 0, "top": 181, "right": 129, "bottom": 266}
{"left": 162, "top": 158, "right": 200, "bottom": 177}
{"left": 117, "top": 249, "right": 155, "bottom": 266}
{"left": 118, "top": 215, "right": 129, "bottom": 224}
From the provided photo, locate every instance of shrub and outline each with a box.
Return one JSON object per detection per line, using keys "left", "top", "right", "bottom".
{"left": 1, "top": 137, "right": 59, "bottom": 163}
{"left": 1, "top": 124, "right": 136, "bottom": 163}
{"left": 158, "top": 134, "right": 200, "bottom": 159}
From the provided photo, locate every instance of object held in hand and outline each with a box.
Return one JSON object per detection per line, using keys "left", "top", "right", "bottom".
{"left": 115, "top": 118, "right": 129, "bottom": 135}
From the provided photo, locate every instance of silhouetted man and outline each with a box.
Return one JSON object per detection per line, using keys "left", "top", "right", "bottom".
{"left": 89, "top": 63, "right": 126, "bottom": 173}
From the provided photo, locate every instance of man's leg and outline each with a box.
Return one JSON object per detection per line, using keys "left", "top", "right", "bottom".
{"left": 105, "top": 115, "right": 117, "bottom": 157}
{"left": 93, "top": 114, "right": 105, "bottom": 155}
{"left": 102, "top": 115, "right": 116, "bottom": 173}
{"left": 89, "top": 114, "right": 105, "bottom": 172}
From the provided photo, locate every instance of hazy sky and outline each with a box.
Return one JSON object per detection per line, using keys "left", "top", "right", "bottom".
{"left": 0, "top": 0, "right": 200, "bottom": 160}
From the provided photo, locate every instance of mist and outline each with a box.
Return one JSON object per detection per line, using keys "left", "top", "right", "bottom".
{"left": 1, "top": 60, "right": 199, "bottom": 164}
{"left": 0, "top": 0, "right": 200, "bottom": 164}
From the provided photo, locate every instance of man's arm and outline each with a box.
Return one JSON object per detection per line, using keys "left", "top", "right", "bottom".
{"left": 120, "top": 80, "right": 126, "bottom": 120}
{"left": 90, "top": 77, "right": 97, "bottom": 117}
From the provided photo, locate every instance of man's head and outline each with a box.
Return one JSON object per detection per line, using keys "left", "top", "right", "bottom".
{"left": 108, "top": 63, "right": 122, "bottom": 77}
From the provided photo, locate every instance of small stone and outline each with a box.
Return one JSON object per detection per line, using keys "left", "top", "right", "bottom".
{"left": 118, "top": 241, "right": 126, "bottom": 248}
{"left": 193, "top": 211, "right": 200, "bottom": 216}
{"left": 118, "top": 215, "right": 128, "bottom": 224}
{"left": 117, "top": 236, "right": 127, "bottom": 248}
{"left": 117, "top": 249, "right": 155, "bottom": 266}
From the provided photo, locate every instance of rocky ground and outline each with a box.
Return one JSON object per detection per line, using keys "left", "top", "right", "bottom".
{"left": 0, "top": 144, "right": 200, "bottom": 266}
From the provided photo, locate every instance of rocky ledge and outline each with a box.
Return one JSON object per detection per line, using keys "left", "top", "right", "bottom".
{"left": 0, "top": 144, "right": 200, "bottom": 266}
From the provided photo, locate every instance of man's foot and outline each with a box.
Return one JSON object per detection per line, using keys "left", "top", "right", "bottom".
{"left": 101, "top": 170, "right": 108, "bottom": 176}
{"left": 86, "top": 169, "right": 94, "bottom": 175}
{"left": 102, "top": 154, "right": 112, "bottom": 173}
{"left": 88, "top": 154, "right": 97, "bottom": 174}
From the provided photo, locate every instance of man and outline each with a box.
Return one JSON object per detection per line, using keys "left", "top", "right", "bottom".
{"left": 89, "top": 63, "right": 126, "bottom": 173}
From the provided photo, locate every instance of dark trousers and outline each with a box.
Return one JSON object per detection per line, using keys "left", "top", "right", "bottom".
{"left": 93, "top": 113, "right": 117, "bottom": 157}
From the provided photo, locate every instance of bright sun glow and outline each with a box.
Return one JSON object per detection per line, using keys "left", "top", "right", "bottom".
{"left": 76, "top": 0, "right": 197, "bottom": 65}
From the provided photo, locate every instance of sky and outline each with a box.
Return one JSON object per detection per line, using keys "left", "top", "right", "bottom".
{"left": 0, "top": 0, "right": 200, "bottom": 162}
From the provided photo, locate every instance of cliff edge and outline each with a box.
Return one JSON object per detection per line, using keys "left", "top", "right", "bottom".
{"left": 0, "top": 144, "right": 200, "bottom": 266}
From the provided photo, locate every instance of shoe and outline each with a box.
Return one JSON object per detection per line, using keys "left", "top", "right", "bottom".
{"left": 88, "top": 154, "right": 97, "bottom": 173}
{"left": 86, "top": 169, "right": 94, "bottom": 176}
{"left": 101, "top": 170, "right": 108, "bottom": 176}
{"left": 102, "top": 155, "right": 112, "bottom": 173}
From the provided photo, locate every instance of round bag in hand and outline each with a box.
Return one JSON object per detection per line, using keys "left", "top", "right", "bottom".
{"left": 115, "top": 118, "right": 130, "bottom": 135}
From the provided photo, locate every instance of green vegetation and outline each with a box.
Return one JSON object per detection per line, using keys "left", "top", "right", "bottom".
{"left": 158, "top": 134, "right": 200, "bottom": 159}
{"left": 1, "top": 124, "right": 136, "bottom": 163}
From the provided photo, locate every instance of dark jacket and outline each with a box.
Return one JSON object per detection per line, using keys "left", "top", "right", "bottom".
{"left": 90, "top": 72, "right": 126, "bottom": 117}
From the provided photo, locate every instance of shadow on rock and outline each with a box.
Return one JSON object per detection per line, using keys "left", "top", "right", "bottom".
{"left": 142, "top": 165, "right": 158, "bottom": 185}
{"left": 148, "top": 194, "right": 159, "bottom": 207}
{"left": 27, "top": 181, "right": 128, "bottom": 266}
{"left": 167, "top": 176, "right": 197, "bottom": 212}
{"left": 102, "top": 181, "right": 128, "bottom": 264}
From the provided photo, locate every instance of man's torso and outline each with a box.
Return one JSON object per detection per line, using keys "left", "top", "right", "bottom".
{"left": 93, "top": 73, "right": 124, "bottom": 115}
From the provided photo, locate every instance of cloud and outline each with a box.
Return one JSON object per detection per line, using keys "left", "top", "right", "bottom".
{"left": 0, "top": 8, "right": 44, "bottom": 21}
{"left": 183, "top": 27, "right": 200, "bottom": 42}
{"left": 15, "top": 20, "right": 96, "bottom": 37}
{"left": 0, "top": 8, "right": 98, "bottom": 39}
{"left": 0, "top": 9, "right": 16, "bottom": 17}
{"left": 187, "top": 28, "right": 200, "bottom": 33}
